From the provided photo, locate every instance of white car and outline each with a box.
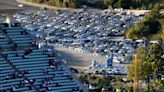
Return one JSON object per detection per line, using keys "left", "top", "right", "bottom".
{"left": 18, "top": 4, "right": 23, "bottom": 7}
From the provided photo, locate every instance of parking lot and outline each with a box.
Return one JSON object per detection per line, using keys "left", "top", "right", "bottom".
{"left": 13, "top": 9, "right": 146, "bottom": 64}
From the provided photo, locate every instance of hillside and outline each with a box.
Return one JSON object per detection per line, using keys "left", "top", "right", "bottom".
{"left": 26, "top": 0, "right": 164, "bottom": 9}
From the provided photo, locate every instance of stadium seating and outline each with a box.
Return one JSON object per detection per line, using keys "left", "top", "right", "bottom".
{"left": 0, "top": 23, "right": 84, "bottom": 92}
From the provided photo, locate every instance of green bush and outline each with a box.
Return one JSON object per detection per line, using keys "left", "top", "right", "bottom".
{"left": 126, "top": 5, "right": 161, "bottom": 40}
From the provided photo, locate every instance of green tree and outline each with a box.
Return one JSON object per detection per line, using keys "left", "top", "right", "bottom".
{"left": 149, "top": 44, "right": 163, "bottom": 81}
{"left": 114, "top": 82, "right": 123, "bottom": 90}
{"left": 127, "top": 47, "right": 152, "bottom": 92}
{"left": 78, "top": 74, "right": 88, "bottom": 84}
{"left": 150, "top": 3, "right": 160, "bottom": 19}
{"left": 117, "top": 0, "right": 124, "bottom": 8}
{"left": 127, "top": 47, "right": 147, "bottom": 80}
{"left": 95, "top": 77, "right": 109, "bottom": 88}
{"left": 142, "top": 61, "right": 152, "bottom": 79}
{"left": 125, "top": 84, "right": 133, "bottom": 92}
{"left": 156, "top": 79, "right": 164, "bottom": 91}
{"left": 141, "top": 4, "right": 146, "bottom": 10}
{"left": 128, "top": 45, "right": 163, "bottom": 91}
{"left": 103, "top": 0, "right": 112, "bottom": 7}
{"left": 126, "top": 25, "right": 140, "bottom": 39}
{"left": 126, "top": 12, "right": 161, "bottom": 39}
{"left": 89, "top": 74, "right": 97, "bottom": 79}
{"left": 148, "top": 3, "right": 153, "bottom": 9}
{"left": 126, "top": 2, "right": 162, "bottom": 40}
{"left": 150, "top": 43, "right": 163, "bottom": 60}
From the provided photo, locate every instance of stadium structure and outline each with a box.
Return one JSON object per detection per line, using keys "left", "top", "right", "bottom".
{"left": 0, "top": 22, "right": 86, "bottom": 92}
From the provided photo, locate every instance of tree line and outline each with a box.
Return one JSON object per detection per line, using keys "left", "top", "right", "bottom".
{"left": 27, "top": 0, "right": 161, "bottom": 9}
{"left": 128, "top": 43, "right": 164, "bottom": 91}
{"left": 27, "top": 0, "right": 84, "bottom": 8}
{"left": 103, "top": 0, "right": 160, "bottom": 9}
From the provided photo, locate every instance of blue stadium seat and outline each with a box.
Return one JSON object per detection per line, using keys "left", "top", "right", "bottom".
{"left": 0, "top": 25, "right": 84, "bottom": 92}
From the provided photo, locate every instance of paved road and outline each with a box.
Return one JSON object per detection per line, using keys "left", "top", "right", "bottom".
{"left": 0, "top": 0, "right": 34, "bottom": 9}
{"left": 0, "top": 0, "right": 37, "bottom": 16}
{"left": 55, "top": 46, "right": 130, "bottom": 72}
{"left": 55, "top": 47, "right": 107, "bottom": 71}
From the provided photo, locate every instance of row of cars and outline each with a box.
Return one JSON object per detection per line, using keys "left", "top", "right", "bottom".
{"left": 14, "top": 9, "right": 145, "bottom": 63}
{"left": 0, "top": 16, "right": 5, "bottom": 23}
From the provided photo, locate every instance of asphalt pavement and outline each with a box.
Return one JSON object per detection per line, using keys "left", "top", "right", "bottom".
{"left": 55, "top": 47, "right": 107, "bottom": 71}
{"left": 0, "top": 0, "right": 34, "bottom": 9}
